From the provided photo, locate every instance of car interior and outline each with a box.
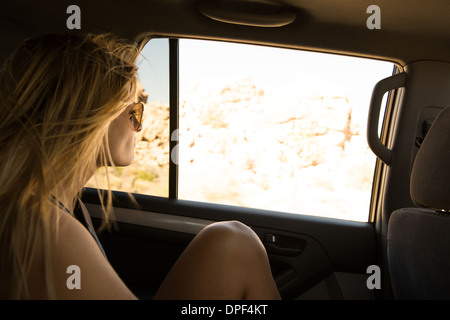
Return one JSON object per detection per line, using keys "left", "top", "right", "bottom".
{"left": 1, "top": 0, "right": 450, "bottom": 300}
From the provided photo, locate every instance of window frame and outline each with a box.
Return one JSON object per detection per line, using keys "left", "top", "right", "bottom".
{"left": 169, "top": 38, "right": 179, "bottom": 200}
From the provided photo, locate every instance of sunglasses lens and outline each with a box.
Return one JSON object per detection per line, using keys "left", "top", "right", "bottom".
{"left": 132, "top": 103, "right": 144, "bottom": 131}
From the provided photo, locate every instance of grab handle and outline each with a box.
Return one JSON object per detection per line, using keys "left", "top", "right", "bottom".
{"left": 367, "top": 72, "right": 406, "bottom": 165}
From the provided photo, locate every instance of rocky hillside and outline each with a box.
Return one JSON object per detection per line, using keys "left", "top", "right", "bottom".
{"left": 177, "top": 77, "right": 374, "bottom": 221}
{"left": 88, "top": 77, "right": 375, "bottom": 222}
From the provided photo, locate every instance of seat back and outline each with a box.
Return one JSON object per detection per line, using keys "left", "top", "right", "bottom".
{"left": 387, "top": 106, "right": 450, "bottom": 299}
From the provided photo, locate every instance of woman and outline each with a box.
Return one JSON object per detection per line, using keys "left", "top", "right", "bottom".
{"left": 0, "top": 33, "right": 280, "bottom": 299}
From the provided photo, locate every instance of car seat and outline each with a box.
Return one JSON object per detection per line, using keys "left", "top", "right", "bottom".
{"left": 387, "top": 106, "right": 450, "bottom": 299}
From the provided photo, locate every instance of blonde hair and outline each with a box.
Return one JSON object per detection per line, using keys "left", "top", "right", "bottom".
{"left": 0, "top": 33, "right": 141, "bottom": 298}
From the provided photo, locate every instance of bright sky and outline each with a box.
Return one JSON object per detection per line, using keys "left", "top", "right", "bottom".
{"left": 138, "top": 38, "right": 394, "bottom": 113}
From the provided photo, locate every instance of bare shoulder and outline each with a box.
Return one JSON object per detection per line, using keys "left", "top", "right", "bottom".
{"left": 47, "top": 209, "right": 137, "bottom": 299}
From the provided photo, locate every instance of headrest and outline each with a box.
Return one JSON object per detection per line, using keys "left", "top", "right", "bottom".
{"left": 410, "top": 106, "right": 450, "bottom": 211}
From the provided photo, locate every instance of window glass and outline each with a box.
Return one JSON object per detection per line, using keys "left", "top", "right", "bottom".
{"left": 85, "top": 38, "right": 170, "bottom": 197}
{"left": 177, "top": 39, "right": 394, "bottom": 222}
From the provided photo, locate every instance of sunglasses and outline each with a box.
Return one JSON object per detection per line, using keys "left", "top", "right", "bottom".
{"left": 128, "top": 102, "right": 144, "bottom": 132}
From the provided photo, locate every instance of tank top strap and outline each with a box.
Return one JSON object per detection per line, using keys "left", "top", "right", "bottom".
{"left": 49, "top": 195, "right": 108, "bottom": 259}
{"left": 74, "top": 198, "right": 108, "bottom": 259}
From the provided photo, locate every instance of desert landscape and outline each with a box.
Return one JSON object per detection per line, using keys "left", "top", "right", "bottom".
{"left": 87, "top": 75, "right": 376, "bottom": 222}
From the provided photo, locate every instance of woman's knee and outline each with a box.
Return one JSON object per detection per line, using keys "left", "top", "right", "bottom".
{"left": 193, "top": 221, "right": 279, "bottom": 299}
{"left": 155, "top": 220, "right": 278, "bottom": 299}
{"left": 196, "top": 220, "right": 267, "bottom": 259}
{"left": 203, "top": 220, "right": 253, "bottom": 237}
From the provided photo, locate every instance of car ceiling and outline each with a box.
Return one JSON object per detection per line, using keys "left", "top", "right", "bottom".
{"left": 1, "top": 0, "right": 450, "bottom": 67}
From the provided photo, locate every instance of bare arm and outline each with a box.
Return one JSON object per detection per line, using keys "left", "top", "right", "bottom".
{"left": 45, "top": 211, "right": 137, "bottom": 300}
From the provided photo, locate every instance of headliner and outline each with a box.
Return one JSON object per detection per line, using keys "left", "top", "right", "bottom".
{"left": 1, "top": 0, "right": 449, "bottom": 66}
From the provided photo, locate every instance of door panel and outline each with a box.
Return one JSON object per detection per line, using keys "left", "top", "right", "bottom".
{"left": 83, "top": 188, "right": 377, "bottom": 299}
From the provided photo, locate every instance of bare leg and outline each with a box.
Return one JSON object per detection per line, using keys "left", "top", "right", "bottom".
{"left": 153, "top": 221, "right": 281, "bottom": 300}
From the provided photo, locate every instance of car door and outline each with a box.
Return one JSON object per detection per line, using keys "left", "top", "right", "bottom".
{"left": 81, "top": 37, "right": 397, "bottom": 300}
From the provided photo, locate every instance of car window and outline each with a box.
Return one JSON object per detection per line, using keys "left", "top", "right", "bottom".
{"left": 87, "top": 38, "right": 394, "bottom": 222}
{"left": 177, "top": 39, "right": 394, "bottom": 222}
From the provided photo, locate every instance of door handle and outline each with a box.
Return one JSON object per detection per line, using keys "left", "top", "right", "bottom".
{"left": 263, "top": 233, "right": 306, "bottom": 257}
